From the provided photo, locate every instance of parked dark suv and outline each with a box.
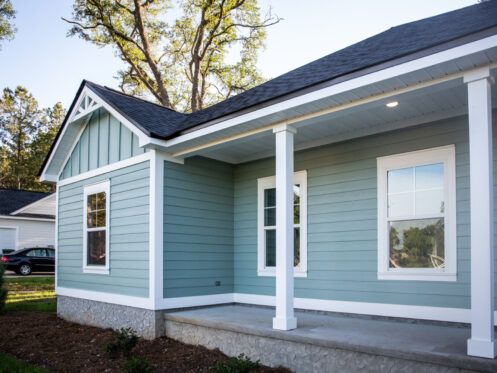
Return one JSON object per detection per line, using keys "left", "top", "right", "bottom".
{"left": 1, "top": 248, "right": 55, "bottom": 276}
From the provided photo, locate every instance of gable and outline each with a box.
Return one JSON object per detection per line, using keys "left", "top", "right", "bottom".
{"left": 60, "top": 109, "right": 147, "bottom": 180}
{"left": 12, "top": 194, "right": 56, "bottom": 217}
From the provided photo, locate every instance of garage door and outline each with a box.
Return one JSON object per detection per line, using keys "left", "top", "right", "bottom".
{"left": 0, "top": 228, "right": 16, "bottom": 253}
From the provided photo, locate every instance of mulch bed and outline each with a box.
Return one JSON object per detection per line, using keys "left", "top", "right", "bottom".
{"left": 0, "top": 311, "right": 290, "bottom": 373}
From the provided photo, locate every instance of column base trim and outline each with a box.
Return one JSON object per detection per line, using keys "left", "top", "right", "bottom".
{"left": 273, "top": 316, "right": 297, "bottom": 330}
{"left": 467, "top": 338, "right": 497, "bottom": 359}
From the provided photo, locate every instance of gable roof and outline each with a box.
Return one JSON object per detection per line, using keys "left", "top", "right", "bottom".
{"left": 40, "top": 1, "right": 497, "bottom": 178}
{"left": 0, "top": 189, "right": 53, "bottom": 218}
{"left": 87, "top": 0, "right": 497, "bottom": 140}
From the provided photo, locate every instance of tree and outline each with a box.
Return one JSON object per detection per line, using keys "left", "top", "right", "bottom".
{"left": 63, "top": 0, "right": 280, "bottom": 112}
{"left": 0, "top": 87, "right": 65, "bottom": 192}
{"left": 0, "top": 0, "right": 16, "bottom": 49}
{"left": 0, "top": 87, "right": 40, "bottom": 190}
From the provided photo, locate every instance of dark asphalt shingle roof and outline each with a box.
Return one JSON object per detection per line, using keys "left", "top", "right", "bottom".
{"left": 0, "top": 189, "right": 52, "bottom": 216}
{"left": 84, "top": 1, "right": 497, "bottom": 140}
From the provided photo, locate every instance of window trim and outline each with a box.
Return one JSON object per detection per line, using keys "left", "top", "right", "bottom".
{"left": 257, "top": 170, "right": 307, "bottom": 277}
{"left": 377, "top": 145, "right": 457, "bottom": 281}
{"left": 83, "top": 180, "right": 110, "bottom": 275}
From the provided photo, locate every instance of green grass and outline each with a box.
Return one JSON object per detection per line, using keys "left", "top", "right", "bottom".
{"left": 4, "top": 277, "right": 56, "bottom": 312}
{"left": 0, "top": 351, "right": 50, "bottom": 373}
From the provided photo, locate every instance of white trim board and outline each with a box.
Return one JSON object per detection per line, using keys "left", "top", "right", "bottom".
{"left": 57, "top": 152, "right": 152, "bottom": 187}
{"left": 0, "top": 215, "right": 54, "bottom": 222}
{"left": 54, "top": 287, "right": 497, "bottom": 325}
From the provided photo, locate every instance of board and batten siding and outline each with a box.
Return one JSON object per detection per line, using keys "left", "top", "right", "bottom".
{"left": 163, "top": 156, "right": 234, "bottom": 298}
{"left": 60, "top": 109, "right": 146, "bottom": 180}
{"left": 234, "top": 115, "right": 497, "bottom": 310}
{"left": 57, "top": 161, "right": 150, "bottom": 297}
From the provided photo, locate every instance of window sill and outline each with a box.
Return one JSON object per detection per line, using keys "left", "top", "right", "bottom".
{"left": 378, "top": 272, "right": 456, "bottom": 282}
{"left": 83, "top": 267, "right": 109, "bottom": 275}
{"left": 258, "top": 269, "right": 307, "bottom": 278}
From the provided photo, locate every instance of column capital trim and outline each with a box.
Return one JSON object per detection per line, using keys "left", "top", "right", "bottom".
{"left": 464, "top": 67, "right": 490, "bottom": 84}
{"left": 273, "top": 123, "right": 297, "bottom": 134}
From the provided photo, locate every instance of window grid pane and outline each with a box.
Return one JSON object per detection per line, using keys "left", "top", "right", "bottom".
{"left": 264, "top": 184, "right": 301, "bottom": 268}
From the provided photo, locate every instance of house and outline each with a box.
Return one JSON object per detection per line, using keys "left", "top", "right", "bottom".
{"left": 0, "top": 189, "right": 55, "bottom": 254}
{"left": 39, "top": 1, "right": 497, "bottom": 368}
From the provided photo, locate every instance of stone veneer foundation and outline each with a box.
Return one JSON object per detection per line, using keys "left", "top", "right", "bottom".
{"left": 57, "top": 295, "right": 164, "bottom": 340}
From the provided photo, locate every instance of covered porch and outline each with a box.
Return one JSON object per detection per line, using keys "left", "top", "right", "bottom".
{"left": 164, "top": 304, "right": 497, "bottom": 372}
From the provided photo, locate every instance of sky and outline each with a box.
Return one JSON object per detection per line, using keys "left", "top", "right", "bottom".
{"left": 0, "top": 0, "right": 477, "bottom": 109}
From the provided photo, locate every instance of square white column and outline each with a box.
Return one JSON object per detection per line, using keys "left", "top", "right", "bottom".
{"left": 465, "top": 68, "right": 496, "bottom": 359}
{"left": 272, "top": 124, "right": 297, "bottom": 330}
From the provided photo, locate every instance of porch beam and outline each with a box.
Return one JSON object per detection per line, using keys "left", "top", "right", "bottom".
{"left": 272, "top": 124, "right": 297, "bottom": 330}
{"left": 465, "top": 67, "right": 496, "bottom": 359}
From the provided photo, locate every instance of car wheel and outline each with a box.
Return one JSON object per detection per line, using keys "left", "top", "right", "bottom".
{"left": 19, "top": 264, "right": 32, "bottom": 276}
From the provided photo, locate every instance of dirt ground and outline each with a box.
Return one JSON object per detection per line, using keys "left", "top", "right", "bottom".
{"left": 0, "top": 311, "right": 290, "bottom": 373}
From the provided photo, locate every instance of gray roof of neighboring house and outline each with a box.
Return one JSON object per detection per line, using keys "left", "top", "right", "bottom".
{"left": 0, "top": 188, "right": 53, "bottom": 218}
{"left": 85, "top": 1, "right": 497, "bottom": 140}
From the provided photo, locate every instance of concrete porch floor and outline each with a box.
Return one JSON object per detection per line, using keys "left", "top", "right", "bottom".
{"left": 164, "top": 304, "right": 497, "bottom": 372}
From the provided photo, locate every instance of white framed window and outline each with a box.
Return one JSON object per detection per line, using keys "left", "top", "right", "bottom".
{"left": 377, "top": 145, "right": 456, "bottom": 281}
{"left": 257, "top": 170, "right": 307, "bottom": 277}
{"left": 83, "top": 180, "right": 110, "bottom": 274}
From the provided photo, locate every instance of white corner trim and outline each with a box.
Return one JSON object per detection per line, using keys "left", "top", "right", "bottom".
{"left": 257, "top": 170, "right": 307, "bottom": 277}
{"left": 11, "top": 193, "right": 55, "bottom": 216}
{"left": 56, "top": 286, "right": 153, "bottom": 309}
{"left": 54, "top": 188, "right": 59, "bottom": 291}
{"left": 58, "top": 152, "right": 151, "bottom": 187}
{"left": 149, "top": 150, "right": 165, "bottom": 308}
{"left": 376, "top": 145, "right": 457, "bottom": 281}
{"left": 82, "top": 180, "right": 110, "bottom": 275}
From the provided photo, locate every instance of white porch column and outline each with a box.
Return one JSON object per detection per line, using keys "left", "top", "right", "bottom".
{"left": 465, "top": 67, "right": 496, "bottom": 359}
{"left": 272, "top": 124, "right": 297, "bottom": 330}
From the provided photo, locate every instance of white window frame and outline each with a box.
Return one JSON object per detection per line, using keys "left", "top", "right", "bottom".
{"left": 83, "top": 180, "right": 110, "bottom": 275}
{"left": 257, "top": 170, "right": 307, "bottom": 277}
{"left": 377, "top": 145, "right": 457, "bottom": 281}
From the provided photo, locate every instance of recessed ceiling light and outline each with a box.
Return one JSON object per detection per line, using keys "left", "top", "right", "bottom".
{"left": 386, "top": 101, "right": 399, "bottom": 108}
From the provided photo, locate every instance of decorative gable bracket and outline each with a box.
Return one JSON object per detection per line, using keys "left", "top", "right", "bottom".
{"left": 71, "top": 91, "right": 102, "bottom": 122}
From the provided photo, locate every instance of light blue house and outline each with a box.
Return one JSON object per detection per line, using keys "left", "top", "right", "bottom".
{"left": 39, "top": 2, "right": 497, "bottom": 364}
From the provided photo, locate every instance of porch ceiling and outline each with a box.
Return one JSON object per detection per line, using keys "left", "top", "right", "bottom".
{"left": 188, "top": 72, "right": 497, "bottom": 164}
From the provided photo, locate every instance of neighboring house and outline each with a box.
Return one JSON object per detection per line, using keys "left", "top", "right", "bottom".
{"left": 0, "top": 189, "right": 55, "bottom": 253}
{"left": 39, "top": 2, "right": 497, "bottom": 359}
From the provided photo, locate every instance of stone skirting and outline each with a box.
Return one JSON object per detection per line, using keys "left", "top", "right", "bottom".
{"left": 57, "top": 295, "right": 164, "bottom": 339}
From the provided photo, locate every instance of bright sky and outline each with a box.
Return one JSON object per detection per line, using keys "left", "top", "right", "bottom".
{"left": 0, "top": 0, "right": 476, "bottom": 109}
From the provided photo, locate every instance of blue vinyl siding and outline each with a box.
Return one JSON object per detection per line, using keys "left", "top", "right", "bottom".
{"left": 163, "top": 157, "right": 234, "bottom": 298}
{"left": 57, "top": 161, "right": 150, "bottom": 297}
{"left": 60, "top": 109, "right": 146, "bottom": 180}
{"left": 234, "top": 115, "right": 497, "bottom": 310}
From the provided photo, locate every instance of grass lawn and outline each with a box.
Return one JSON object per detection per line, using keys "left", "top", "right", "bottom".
{"left": 4, "top": 277, "right": 56, "bottom": 312}
{"left": 0, "top": 351, "right": 50, "bottom": 373}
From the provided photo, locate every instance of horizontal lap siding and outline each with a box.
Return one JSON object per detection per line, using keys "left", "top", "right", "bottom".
{"left": 163, "top": 157, "right": 234, "bottom": 298}
{"left": 60, "top": 109, "right": 146, "bottom": 180}
{"left": 234, "top": 115, "right": 497, "bottom": 309}
{"left": 58, "top": 161, "right": 150, "bottom": 297}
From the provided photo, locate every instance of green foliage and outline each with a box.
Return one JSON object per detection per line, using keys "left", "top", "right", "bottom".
{"left": 0, "top": 0, "right": 16, "bottom": 49}
{"left": 123, "top": 357, "right": 155, "bottom": 373}
{"left": 104, "top": 327, "right": 139, "bottom": 358}
{"left": 64, "top": 0, "right": 280, "bottom": 112}
{"left": 390, "top": 218, "right": 445, "bottom": 268}
{"left": 0, "top": 262, "right": 7, "bottom": 313}
{"left": 0, "top": 351, "right": 50, "bottom": 373}
{"left": 213, "top": 354, "right": 261, "bottom": 373}
{"left": 0, "top": 86, "right": 65, "bottom": 192}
